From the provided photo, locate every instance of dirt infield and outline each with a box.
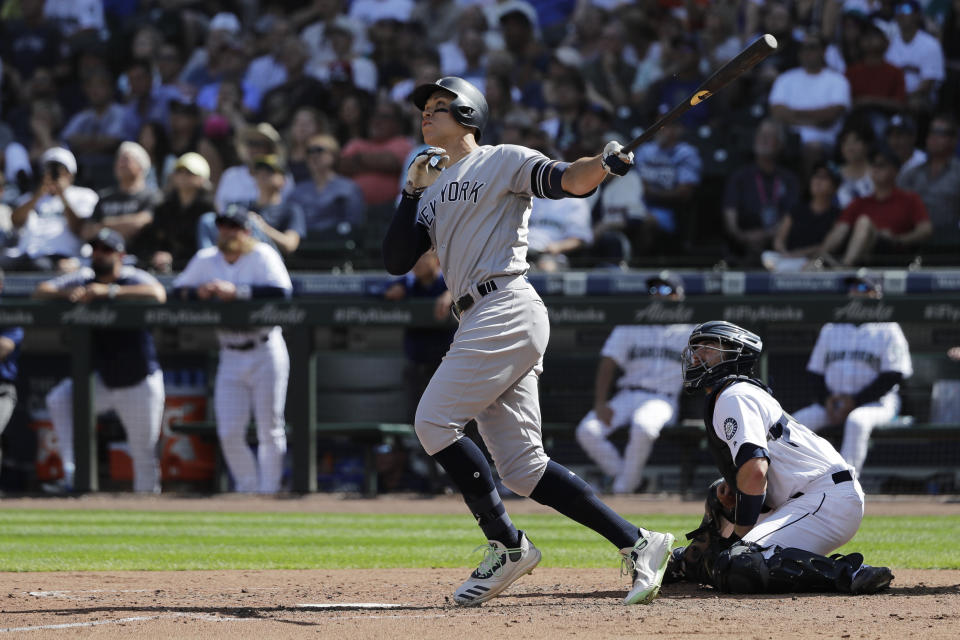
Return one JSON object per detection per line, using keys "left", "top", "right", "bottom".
{"left": 1, "top": 494, "right": 958, "bottom": 639}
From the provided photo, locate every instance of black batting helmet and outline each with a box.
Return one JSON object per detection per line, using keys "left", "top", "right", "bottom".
{"left": 411, "top": 77, "right": 489, "bottom": 141}
{"left": 681, "top": 321, "right": 763, "bottom": 391}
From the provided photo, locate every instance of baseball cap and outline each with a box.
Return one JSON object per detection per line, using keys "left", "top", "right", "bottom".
{"left": 90, "top": 228, "right": 126, "bottom": 253}
{"left": 895, "top": 0, "right": 921, "bottom": 15}
{"left": 844, "top": 273, "right": 881, "bottom": 296}
{"left": 40, "top": 147, "right": 78, "bottom": 175}
{"left": 174, "top": 152, "right": 210, "bottom": 180}
{"left": 646, "top": 270, "right": 684, "bottom": 298}
{"left": 210, "top": 12, "right": 241, "bottom": 35}
{"left": 886, "top": 113, "right": 916, "bottom": 135}
{"left": 253, "top": 154, "right": 285, "bottom": 173}
{"left": 169, "top": 98, "right": 200, "bottom": 116}
{"left": 215, "top": 203, "right": 253, "bottom": 229}
{"left": 243, "top": 122, "right": 282, "bottom": 147}
{"left": 497, "top": 0, "right": 538, "bottom": 26}
{"left": 810, "top": 161, "right": 843, "bottom": 186}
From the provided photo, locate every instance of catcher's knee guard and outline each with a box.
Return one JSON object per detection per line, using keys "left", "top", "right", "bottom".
{"left": 714, "top": 543, "right": 863, "bottom": 594}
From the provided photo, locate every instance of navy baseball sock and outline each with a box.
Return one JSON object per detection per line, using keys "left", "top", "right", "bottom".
{"left": 433, "top": 438, "right": 521, "bottom": 549}
{"left": 530, "top": 460, "right": 639, "bottom": 549}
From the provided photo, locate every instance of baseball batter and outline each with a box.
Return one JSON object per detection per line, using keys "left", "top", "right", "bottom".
{"left": 382, "top": 77, "right": 674, "bottom": 606}
{"left": 576, "top": 272, "right": 694, "bottom": 493}
{"left": 173, "top": 204, "right": 292, "bottom": 493}
{"left": 668, "top": 320, "right": 892, "bottom": 594}
{"left": 791, "top": 277, "right": 911, "bottom": 473}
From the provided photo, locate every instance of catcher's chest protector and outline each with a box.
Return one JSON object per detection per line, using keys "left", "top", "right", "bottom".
{"left": 704, "top": 376, "right": 772, "bottom": 489}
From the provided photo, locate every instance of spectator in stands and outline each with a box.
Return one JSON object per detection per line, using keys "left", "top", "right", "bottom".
{"left": 167, "top": 99, "right": 202, "bottom": 160}
{"left": 155, "top": 42, "right": 190, "bottom": 108}
{"left": 580, "top": 19, "right": 635, "bottom": 113}
{"left": 306, "top": 16, "right": 378, "bottom": 94}
{"left": 38, "top": 229, "right": 167, "bottom": 493}
{"left": 133, "top": 152, "right": 213, "bottom": 273}
{"left": 633, "top": 117, "right": 702, "bottom": 255}
{"left": 526, "top": 194, "right": 593, "bottom": 272}
{"left": 818, "top": 147, "right": 932, "bottom": 266}
{"left": 540, "top": 72, "right": 588, "bottom": 158}
{"left": 723, "top": 119, "right": 801, "bottom": 265}
{"left": 338, "top": 100, "right": 414, "bottom": 208}
{"left": 200, "top": 154, "right": 305, "bottom": 257}
{"left": 60, "top": 66, "right": 138, "bottom": 190}
{"left": 243, "top": 16, "right": 290, "bottom": 96}
{"left": 644, "top": 35, "right": 710, "bottom": 130}
{"left": 845, "top": 24, "right": 906, "bottom": 123}
{"left": 769, "top": 34, "right": 852, "bottom": 168}
{"left": 762, "top": 161, "right": 843, "bottom": 272}
{"left": 791, "top": 274, "right": 912, "bottom": 473}
{"left": 383, "top": 249, "right": 455, "bottom": 423}
{"left": 258, "top": 36, "right": 329, "bottom": 131}
{"left": 495, "top": 1, "right": 551, "bottom": 111}
{"left": 285, "top": 107, "right": 329, "bottom": 185}
{"left": 836, "top": 124, "right": 876, "bottom": 209}
{"left": 897, "top": 114, "right": 960, "bottom": 245}
{"left": 179, "top": 11, "right": 244, "bottom": 92}
{"left": 4, "top": 147, "right": 97, "bottom": 271}
{"left": 576, "top": 272, "right": 694, "bottom": 494}
{"left": 137, "top": 121, "right": 175, "bottom": 191}
{"left": 0, "top": 175, "right": 12, "bottom": 244}
{"left": 196, "top": 39, "right": 260, "bottom": 120}
{"left": 824, "top": 9, "right": 867, "bottom": 74}
{"left": 885, "top": 113, "right": 926, "bottom": 175}
{"left": 0, "top": 0, "right": 64, "bottom": 85}
{"left": 0, "top": 268, "right": 22, "bottom": 480}
{"left": 172, "top": 205, "right": 292, "bottom": 494}
{"left": 884, "top": 0, "right": 945, "bottom": 113}
{"left": 939, "top": 0, "right": 960, "bottom": 116}
{"left": 214, "top": 123, "right": 289, "bottom": 213}
{"left": 85, "top": 142, "right": 161, "bottom": 247}
{"left": 122, "top": 59, "right": 168, "bottom": 137}
{"left": 288, "top": 134, "right": 365, "bottom": 237}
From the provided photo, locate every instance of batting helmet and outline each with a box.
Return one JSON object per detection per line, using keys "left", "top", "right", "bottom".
{"left": 681, "top": 321, "right": 763, "bottom": 391}
{"left": 411, "top": 77, "right": 489, "bottom": 141}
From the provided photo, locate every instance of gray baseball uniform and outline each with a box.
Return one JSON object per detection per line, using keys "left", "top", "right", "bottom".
{"left": 414, "top": 144, "right": 557, "bottom": 495}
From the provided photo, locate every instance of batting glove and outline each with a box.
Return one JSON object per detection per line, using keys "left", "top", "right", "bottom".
{"left": 600, "top": 141, "right": 634, "bottom": 177}
{"left": 405, "top": 146, "right": 449, "bottom": 195}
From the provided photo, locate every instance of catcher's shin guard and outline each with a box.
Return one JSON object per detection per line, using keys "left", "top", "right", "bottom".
{"left": 714, "top": 543, "right": 866, "bottom": 594}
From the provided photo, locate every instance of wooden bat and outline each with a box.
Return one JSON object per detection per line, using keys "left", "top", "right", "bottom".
{"left": 622, "top": 34, "right": 779, "bottom": 154}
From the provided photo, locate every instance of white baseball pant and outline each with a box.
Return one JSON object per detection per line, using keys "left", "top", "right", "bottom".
{"left": 792, "top": 392, "right": 899, "bottom": 473}
{"left": 47, "top": 369, "right": 165, "bottom": 493}
{"left": 415, "top": 281, "right": 551, "bottom": 497}
{"left": 744, "top": 473, "right": 865, "bottom": 557}
{"left": 214, "top": 329, "right": 289, "bottom": 493}
{"left": 576, "top": 390, "right": 676, "bottom": 493}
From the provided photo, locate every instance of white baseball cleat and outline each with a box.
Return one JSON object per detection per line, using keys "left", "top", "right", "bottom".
{"left": 621, "top": 530, "right": 675, "bottom": 604}
{"left": 453, "top": 531, "right": 541, "bottom": 606}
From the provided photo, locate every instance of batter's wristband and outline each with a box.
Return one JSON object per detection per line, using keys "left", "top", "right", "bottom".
{"left": 734, "top": 491, "right": 766, "bottom": 527}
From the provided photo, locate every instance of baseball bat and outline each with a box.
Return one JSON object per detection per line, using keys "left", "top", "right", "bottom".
{"left": 622, "top": 34, "right": 778, "bottom": 154}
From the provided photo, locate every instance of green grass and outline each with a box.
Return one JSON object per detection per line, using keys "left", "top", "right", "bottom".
{"left": 0, "top": 510, "right": 957, "bottom": 572}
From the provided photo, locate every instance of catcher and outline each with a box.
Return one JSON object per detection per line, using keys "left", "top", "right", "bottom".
{"left": 666, "top": 321, "right": 893, "bottom": 594}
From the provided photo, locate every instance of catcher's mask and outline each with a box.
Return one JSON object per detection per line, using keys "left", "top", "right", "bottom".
{"left": 681, "top": 321, "right": 763, "bottom": 391}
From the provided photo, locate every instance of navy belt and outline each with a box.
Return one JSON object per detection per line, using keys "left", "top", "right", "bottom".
{"left": 225, "top": 335, "right": 269, "bottom": 351}
{"left": 454, "top": 279, "right": 499, "bottom": 316}
{"left": 790, "top": 469, "right": 853, "bottom": 499}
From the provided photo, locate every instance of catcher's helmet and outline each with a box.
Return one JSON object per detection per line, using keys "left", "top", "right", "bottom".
{"left": 411, "top": 77, "right": 489, "bottom": 141}
{"left": 681, "top": 321, "right": 763, "bottom": 391}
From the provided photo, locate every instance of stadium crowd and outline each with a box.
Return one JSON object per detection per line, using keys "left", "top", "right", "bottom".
{"left": 0, "top": 0, "right": 957, "bottom": 274}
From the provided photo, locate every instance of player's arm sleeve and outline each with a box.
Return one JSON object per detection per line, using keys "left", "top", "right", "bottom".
{"left": 853, "top": 371, "right": 903, "bottom": 406}
{"left": 171, "top": 254, "right": 205, "bottom": 298}
{"left": 713, "top": 393, "right": 770, "bottom": 469}
{"left": 881, "top": 324, "right": 913, "bottom": 377}
{"left": 599, "top": 327, "right": 627, "bottom": 368}
{"left": 382, "top": 191, "right": 431, "bottom": 275}
{"left": 505, "top": 145, "right": 597, "bottom": 200}
{"left": 238, "top": 248, "right": 293, "bottom": 299}
{"left": 806, "top": 327, "right": 828, "bottom": 374}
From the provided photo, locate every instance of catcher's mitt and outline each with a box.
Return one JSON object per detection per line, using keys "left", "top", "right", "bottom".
{"left": 664, "top": 478, "right": 739, "bottom": 586}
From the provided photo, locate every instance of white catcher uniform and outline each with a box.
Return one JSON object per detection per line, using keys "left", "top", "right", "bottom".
{"left": 791, "top": 323, "right": 912, "bottom": 473}
{"left": 173, "top": 244, "right": 292, "bottom": 493}
{"left": 711, "top": 381, "right": 864, "bottom": 556}
{"left": 576, "top": 324, "right": 694, "bottom": 493}
{"left": 413, "top": 144, "right": 577, "bottom": 496}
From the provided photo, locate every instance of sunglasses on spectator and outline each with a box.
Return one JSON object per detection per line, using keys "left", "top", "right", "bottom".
{"left": 307, "top": 146, "right": 329, "bottom": 154}
{"left": 649, "top": 284, "right": 675, "bottom": 296}
{"left": 215, "top": 218, "right": 245, "bottom": 229}
{"left": 929, "top": 127, "right": 957, "bottom": 136}
{"left": 90, "top": 242, "right": 118, "bottom": 254}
